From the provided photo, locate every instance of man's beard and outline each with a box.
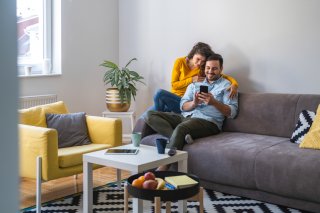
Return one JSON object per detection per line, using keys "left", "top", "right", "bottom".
{"left": 207, "top": 74, "right": 221, "bottom": 82}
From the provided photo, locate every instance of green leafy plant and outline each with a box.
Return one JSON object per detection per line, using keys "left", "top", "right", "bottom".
{"left": 100, "top": 58, "right": 145, "bottom": 104}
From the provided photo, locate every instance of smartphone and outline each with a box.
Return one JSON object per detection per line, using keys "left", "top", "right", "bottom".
{"left": 200, "top": 85, "right": 208, "bottom": 94}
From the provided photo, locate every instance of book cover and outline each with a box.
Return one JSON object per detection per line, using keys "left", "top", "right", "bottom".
{"left": 165, "top": 175, "right": 198, "bottom": 189}
{"left": 165, "top": 182, "right": 176, "bottom": 190}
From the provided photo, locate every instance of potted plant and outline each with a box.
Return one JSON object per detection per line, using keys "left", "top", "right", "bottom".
{"left": 100, "top": 58, "right": 145, "bottom": 112}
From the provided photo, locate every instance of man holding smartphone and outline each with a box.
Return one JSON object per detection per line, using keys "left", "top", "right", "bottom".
{"left": 145, "top": 54, "right": 238, "bottom": 170}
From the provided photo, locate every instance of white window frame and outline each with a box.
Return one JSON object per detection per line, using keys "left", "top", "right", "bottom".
{"left": 17, "top": 0, "right": 53, "bottom": 76}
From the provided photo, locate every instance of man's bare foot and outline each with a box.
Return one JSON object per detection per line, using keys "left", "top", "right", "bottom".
{"left": 156, "top": 165, "right": 169, "bottom": 171}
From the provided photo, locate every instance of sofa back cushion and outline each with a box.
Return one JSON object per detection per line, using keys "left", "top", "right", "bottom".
{"left": 223, "top": 93, "right": 320, "bottom": 138}
{"left": 19, "top": 101, "right": 69, "bottom": 127}
{"left": 46, "top": 112, "right": 91, "bottom": 148}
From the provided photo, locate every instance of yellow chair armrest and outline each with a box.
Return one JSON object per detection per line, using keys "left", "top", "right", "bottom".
{"left": 86, "top": 115, "right": 122, "bottom": 147}
{"left": 19, "top": 124, "right": 59, "bottom": 180}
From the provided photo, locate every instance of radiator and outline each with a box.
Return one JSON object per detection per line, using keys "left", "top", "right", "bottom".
{"left": 19, "top": 94, "right": 58, "bottom": 109}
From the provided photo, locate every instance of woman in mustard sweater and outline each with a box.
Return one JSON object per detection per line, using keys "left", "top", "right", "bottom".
{"left": 150, "top": 42, "right": 238, "bottom": 114}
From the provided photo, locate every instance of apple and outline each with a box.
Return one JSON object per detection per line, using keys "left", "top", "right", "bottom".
{"left": 144, "top": 171, "right": 156, "bottom": 181}
{"left": 142, "top": 179, "right": 158, "bottom": 190}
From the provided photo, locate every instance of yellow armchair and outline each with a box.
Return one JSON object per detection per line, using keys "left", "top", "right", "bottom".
{"left": 19, "top": 101, "right": 122, "bottom": 212}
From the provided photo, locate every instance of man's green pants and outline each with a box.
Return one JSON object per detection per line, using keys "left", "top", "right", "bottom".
{"left": 145, "top": 111, "right": 220, "bottom": 150}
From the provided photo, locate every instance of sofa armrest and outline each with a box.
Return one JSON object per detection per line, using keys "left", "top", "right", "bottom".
{"left": 19, "top": 124, "right": 59, "bottom": 180}
{"left": 86, "top": 115, "right": 122, "bottom": 147}
{"left": 133, "top": 118, "right": 157, "bottom": 139}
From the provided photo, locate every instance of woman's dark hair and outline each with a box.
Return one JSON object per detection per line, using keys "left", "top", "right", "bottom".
{"left": 187, "top": 42, "right": 214, "bottom": 60}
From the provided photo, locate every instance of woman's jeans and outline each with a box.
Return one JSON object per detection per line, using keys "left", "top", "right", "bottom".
{"left": 153, "top": 89, "right": 181, "bottom": 113}
{"left": 141, "top": 89, "right": 181, "bottom": 119}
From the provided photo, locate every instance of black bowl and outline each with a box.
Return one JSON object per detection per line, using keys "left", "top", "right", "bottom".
{"left": 127, "top": 171, "right": 200, "bottom": 202}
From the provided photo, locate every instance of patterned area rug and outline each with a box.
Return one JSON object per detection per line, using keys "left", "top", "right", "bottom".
{"left": 21, "top": 181, "right": 309, "bottom": 213}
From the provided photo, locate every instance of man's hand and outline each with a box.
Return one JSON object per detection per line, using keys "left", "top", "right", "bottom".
{"left": 192, "top": 75, "right": 205, "bottom": 83}
{"left": 198, "top": 92, "right": 231, "bottom": 117}
{"left": 226, "top": 84, "right": 238, "bottom": 99}
{"left": 182, "top": 92, "right": 201, "bottom": 111}
{"left": 193, "top": 92, "right": 201, "bottom": 106}
{"left": 198, "top": 92, "right": 214, "bottom": 105}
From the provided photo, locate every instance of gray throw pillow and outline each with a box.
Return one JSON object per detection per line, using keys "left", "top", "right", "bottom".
{"left": 46, "top": 112, "right": 92, "bottom": 148}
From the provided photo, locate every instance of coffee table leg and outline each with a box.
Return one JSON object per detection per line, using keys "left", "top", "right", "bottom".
{"left": 124, "top": 185, "right": 129, "bottom": 213}
{"left": 178, "top": 159, "right": 188, "bottom": 212}
{"left": 116, "top": 169, "right": 121, "bottom": 189}
{"left": 132, "top": 198, "right": 143, "bottom": 213}
{"left": 199, "top": 187, "right": 204, "bottom": 213}
{"left": 83, "top": 161, "right": 93, "bottom": 213}
{"left": 131, "top": 170, "right": 143, "bottom": 213}
{"left": 154, "top": 197, "right": 161, "bottom": 213}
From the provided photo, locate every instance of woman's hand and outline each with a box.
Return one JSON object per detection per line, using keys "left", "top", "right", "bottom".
{"left": 227, "top": 84, "right": 238, "bottom": 99}
{"left": 192, "top": 75, "right": 205, "bottom": 83}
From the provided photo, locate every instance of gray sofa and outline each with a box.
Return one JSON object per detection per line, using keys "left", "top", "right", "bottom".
{"left": 134, "top": 93, "right": 320, "bottom": 212}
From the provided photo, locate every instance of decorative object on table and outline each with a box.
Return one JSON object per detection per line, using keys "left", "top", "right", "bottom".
{"left": 20, "top": 180, "right": 307, "bottom": 213}
{"left": 165, "top": 174, "right": 198, "bottom": 189}
{"left": 100, "top": 58, "right": 145, "bottom": 112}
{"left": 131, "top": 132, "right": 142, "bottom": 147}
{"left": 126, "top": 171, "right": 202, "bottom": 213}
{"left": 155, "top": 138, "right": 167, "bottom": 154}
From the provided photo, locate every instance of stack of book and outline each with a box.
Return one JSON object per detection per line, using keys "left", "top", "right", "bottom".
{"left": 165, "top": 175, "right": 198, "bottom": 189}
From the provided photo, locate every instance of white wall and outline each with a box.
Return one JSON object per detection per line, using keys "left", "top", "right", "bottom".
{"left": 20, "top": 0, "right": 119, "bottom": 116}
{"left": 0, "top": 0, "right": 18, "bottom": 211}
{"left": 119, "top": 0, "right": 320, "bottom": 116}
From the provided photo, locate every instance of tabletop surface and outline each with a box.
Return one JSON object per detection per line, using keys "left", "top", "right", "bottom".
{"left": 83, "top": 144, "right": 188, "bottom": 170}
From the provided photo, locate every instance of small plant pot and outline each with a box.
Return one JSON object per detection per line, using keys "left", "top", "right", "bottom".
{"left": 106, "top": 88, "right": 130, "bottom": 112}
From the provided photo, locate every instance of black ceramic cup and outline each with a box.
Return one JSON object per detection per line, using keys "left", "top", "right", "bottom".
{"left": 156, "top": 138, "right": 167, "bottom": 154}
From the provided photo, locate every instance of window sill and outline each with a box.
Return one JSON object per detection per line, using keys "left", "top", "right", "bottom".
{"left": 18, "top": 73, "right": 62, "bottom": 78}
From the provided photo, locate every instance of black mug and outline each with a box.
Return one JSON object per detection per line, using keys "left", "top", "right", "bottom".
{"left": 156, "top": 138, "right": 167, "bottom": 154}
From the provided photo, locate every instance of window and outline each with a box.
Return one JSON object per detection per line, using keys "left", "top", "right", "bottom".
{"left": 17, "top": 0, "right": 52, "bottom": 76}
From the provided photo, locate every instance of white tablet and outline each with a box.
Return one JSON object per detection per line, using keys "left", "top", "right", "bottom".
{"left": 105, "top": 148, "right": 139, "bottom": 155}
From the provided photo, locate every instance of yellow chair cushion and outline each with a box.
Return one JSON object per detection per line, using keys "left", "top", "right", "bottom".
{"left": 19, "top": 101, "right": 69, "bottom": 127}
{"left": 58, "top": 143, "right": 111, "bottom": 168}
{"left": 300, "top": 104, "right": 320, "bottom": 149}
{"left": 19, "top": 106, "right": 44, "bottom": 127}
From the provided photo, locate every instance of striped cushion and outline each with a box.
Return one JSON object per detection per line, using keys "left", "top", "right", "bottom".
{"left": 290, "top": 110, "right": 315, "bottom": 144}
{"left": 300, "top": 105, "right": 320, "bottom": 149}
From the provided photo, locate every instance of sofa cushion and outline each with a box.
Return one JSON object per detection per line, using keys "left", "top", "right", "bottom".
{"left": 19, "top": 101, "right": 69, "bottom": 127}
{"left": 290, "top": 110, "right": 315, "bottom": 144}
{"left": 141, "top": 134, "right": 167, "bottom": 146}
{"left": 223, "top": 93, "right": 320, "bottom": 138}
{"left": 223, "top": 93, "right": 300, "bottom": 137}
{"left": 19, "top": 106, "right": 44, "bottom": 127}
{"left": 184, "top": 132, "right": 288, "bottom": 189}
{"left": 300, "top": 105, "right": 320, "bottom": 149}
{"left": 255, "top": 142, "right": 320, "bottom": 203}
{"left": 46, "top": 112, "right": 92, "bottom": 148}
{"left": 58, "top": 143, "right": 111, "bottom": 168}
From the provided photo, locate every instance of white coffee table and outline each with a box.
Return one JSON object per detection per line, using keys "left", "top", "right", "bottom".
{"left": 83, "top": 144, "right": 188, "bottom": 213}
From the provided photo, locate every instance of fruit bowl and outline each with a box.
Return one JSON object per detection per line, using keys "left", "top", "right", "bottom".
{"left": 126, "top": 171, "right": 200, "bottom": 202}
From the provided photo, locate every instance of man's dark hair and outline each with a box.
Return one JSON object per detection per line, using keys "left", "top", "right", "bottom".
{"left": 186, "top": 42, "right": 214, "bottom": 60}
{"left": 206, "top": 53, "right": 223, "bottom": 68}
{"left": 199, "top": 53, "right": 223, "bottom": 76}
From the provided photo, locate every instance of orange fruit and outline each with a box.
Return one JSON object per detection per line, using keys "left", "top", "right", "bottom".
{"left": 132, "top": 178, "right": 143, "bottom": 188}
{"left": 138, "top": 175, "right": 145, "bottom": 182}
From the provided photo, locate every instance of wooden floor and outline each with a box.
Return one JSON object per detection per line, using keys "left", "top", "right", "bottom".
{"left": 20, "top": 167, "right": 131, "bottom": 209}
